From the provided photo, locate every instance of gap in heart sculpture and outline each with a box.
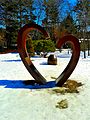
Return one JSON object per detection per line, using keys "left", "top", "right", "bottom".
{"left": 17, "top": 23, "right": 80, "bottom": 87}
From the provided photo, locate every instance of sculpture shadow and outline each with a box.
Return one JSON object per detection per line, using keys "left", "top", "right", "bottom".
{"left": 0, "top": 80, "right": 56, "bottom": 89}
{"left": 40, "top": 62, "right": 48, "bottom": 65}
{"left": 1, "top": 60, "right": 21, "bottom": 62}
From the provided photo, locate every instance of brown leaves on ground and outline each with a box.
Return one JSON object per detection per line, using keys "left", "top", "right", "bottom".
{"left": 52, "top": 79, "right": 83, "bottom": 94}
{"left": 63, "top": 79, "right": 83, "bottom": 93}
{"left": 54, "top": 80, "right": 83, "bottom": 109}
{"left": 56, "top": 99, "right": 68, "bottom": 109}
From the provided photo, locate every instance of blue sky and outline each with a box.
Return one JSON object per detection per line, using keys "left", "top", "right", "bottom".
{"left": 66, "top": 0, "right": 77, "bottom": 5}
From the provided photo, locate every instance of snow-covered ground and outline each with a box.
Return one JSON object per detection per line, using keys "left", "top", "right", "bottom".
{"left": 0, "top": 50, "right": 90, "bottom": 120}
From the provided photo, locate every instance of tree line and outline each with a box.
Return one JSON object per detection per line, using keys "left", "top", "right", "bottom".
{"left": 0, "top": 0, "right": 90, "bottom": 57}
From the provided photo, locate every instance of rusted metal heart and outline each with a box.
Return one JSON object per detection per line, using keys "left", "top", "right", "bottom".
{"left": 17, "top": 23, "right": 80, "bottom": 87}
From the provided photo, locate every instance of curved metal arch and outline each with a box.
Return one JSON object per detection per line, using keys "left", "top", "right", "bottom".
{"left": 56, "top": 35, "right": 80, "bottom": 86}
{"left": 17, "top": 23, "right": 49, "bottom": 84}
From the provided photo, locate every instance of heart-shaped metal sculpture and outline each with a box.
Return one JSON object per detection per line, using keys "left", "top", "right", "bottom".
{"left": 17, "top": 23, "right": 80, "bottom": 87}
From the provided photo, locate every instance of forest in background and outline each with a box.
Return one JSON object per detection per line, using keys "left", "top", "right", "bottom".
{"left": 0, "top": 0, "right": 90, "bottom": 58}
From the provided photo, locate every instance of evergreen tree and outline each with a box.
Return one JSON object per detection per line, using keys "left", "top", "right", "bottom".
{"left": 42, "top": 0, "right": 60, "bottom": 40}
{"left": 0, "top": 0, "right": 19, "bottom": 48}
{"left": 17, "top": 0, "right": 36, "bottom": 27}
{"left": 43, "top": 0, "right": 59, "bottom": 26}
{"left": 0, "top": 0, "right": 36, "bottom": 49}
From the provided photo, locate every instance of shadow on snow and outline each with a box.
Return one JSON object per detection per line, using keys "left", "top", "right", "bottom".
{"left": 0, "top": 80, "right": 56, "bottom": 89}
{"left": 1, "top": 60, "right": 21, "bottom": 62}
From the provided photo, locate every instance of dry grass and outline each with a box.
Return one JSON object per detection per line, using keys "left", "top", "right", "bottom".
{"left": 52, "top": 79, "right": 83, "bottom": 94}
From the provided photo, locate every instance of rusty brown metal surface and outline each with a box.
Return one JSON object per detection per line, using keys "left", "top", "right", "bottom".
{"left": 56, "top": 35, "right": 80, "bottom": 86}
{"left": 17, "top": 23, "right": 49, "bottom": 84}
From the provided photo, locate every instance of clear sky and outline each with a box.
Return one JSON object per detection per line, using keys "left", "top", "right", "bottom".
{"left": 66, "top": 0, "right": 77, "bottom": 5}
